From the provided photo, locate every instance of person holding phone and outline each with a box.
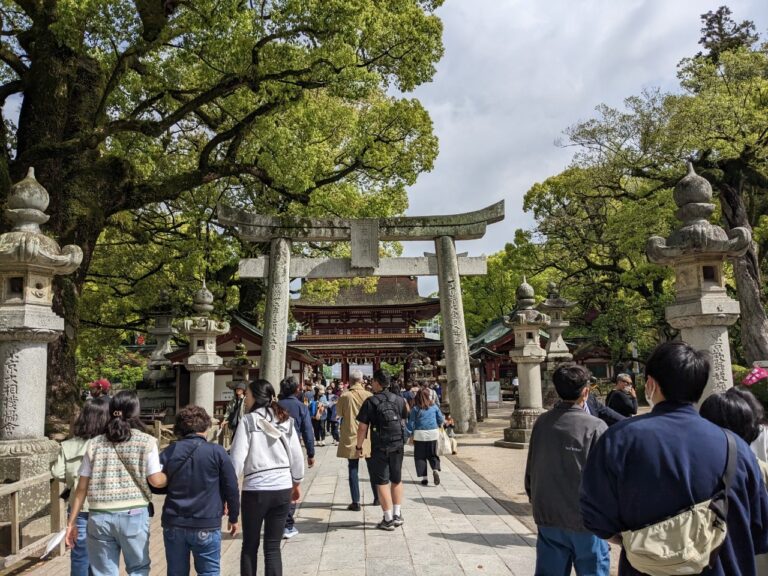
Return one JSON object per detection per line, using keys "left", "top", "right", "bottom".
{"left": 605, "top": 374, "right": 638, "bottom": 417}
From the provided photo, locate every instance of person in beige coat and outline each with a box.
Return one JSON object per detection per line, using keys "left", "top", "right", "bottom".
{"left": 337, "top": 370, "right": 377, "bottom": 511}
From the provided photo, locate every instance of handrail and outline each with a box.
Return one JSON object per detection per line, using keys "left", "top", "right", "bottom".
{"left": 0, "top": 472, "right": 51, "bottom": 498}
{"left": 0, "top": 473, "right": 65, "bottom": 569}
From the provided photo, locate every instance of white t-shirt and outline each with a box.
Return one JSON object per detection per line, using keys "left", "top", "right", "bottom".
{"left": 752, "top": 425, "right": 768, "bottom": 464}
{"left": 78, "top": 445, "right": 162, "bottom": 478}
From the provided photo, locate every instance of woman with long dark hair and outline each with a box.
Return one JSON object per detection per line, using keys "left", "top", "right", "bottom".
{"left": 231, "top": 379, "right": 305, "bottom": 576}
{"left": 406, "top": 387, "right": 445, "bottom": 486}
{"left": 52, "top": 398, "right": 110, "bottom": 576}
{"left": 64, "top": 391, "right": 167, "bottom": 576}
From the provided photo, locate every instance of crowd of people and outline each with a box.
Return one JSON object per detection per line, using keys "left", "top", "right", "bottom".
{"left": 55, "top": 370, "right": 453, "bottom": 576}
{"left": 526, "top": 341, "right": 768, "bottom": 576}
{"left": 55, "top": 340, "right": 768, "bottom": 576}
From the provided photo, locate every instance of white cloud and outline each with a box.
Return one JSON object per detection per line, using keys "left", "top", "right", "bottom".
{"left": 405, "top": 0, "right": 768, "bottom": 295}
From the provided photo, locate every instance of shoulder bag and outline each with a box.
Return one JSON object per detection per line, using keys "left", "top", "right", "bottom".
{"left": 621, "top": 430, "right": 737, "bottom": 576}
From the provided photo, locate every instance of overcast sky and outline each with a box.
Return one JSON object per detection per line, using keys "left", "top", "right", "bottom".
{"left": 405, "top": 0, "right": 768, "bottom": 295}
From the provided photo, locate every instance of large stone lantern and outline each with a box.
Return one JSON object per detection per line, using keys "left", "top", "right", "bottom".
{"left": 539, "top": 282, "right": 576, "bottom": 407}
{"left": 495, "top": 278, "right": 550, "bottom": 448}
{"left": 0, "top": 168, "right": 82, "bottom": 442}
{"left": 145, "top": 290, "right": 176, "bottom": 385}
{"left": 0, "top": 168, "right": 82, "bottom": 520}
{"left": 647, "top": 164, "right": 750, "bottom": 398}
{"left": 225, "top": 342, "right": 254, "bottom": 390}
{"left": 180, "top": 283, "right": 229, "bottom": 415}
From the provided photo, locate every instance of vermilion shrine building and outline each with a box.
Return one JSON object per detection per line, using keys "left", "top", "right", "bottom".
{"left": 291, "top": 277, "right": 444, "bottom": 380}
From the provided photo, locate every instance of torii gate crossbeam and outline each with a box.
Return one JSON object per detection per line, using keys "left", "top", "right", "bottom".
{"left": 218, "top": 201, "right": 504, "bottom": 434}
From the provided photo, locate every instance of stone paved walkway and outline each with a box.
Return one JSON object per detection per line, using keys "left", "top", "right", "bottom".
{"left": 21, "top": 439, "right": 537, "bottom": 576}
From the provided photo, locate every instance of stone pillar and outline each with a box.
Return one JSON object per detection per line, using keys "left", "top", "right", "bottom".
{"left": 495, "top": 279, "right": 550, "bottom": 449}
{"left": 435, "top": 235, "right": 476, "bottom": 434}
{"left": 261, "top": 238, "right": 291, "bottom": 387}
{"left": 647, "top": 164, "right": 750, "bottom": 399}
{"left": 539, "top": 283, "right": 576, "bottom": 408}
{"left": 0, "top": 168, "right": 83, "bottom": 524}
{"left": 180, "top": 283, "right": 230, "bottom": 416}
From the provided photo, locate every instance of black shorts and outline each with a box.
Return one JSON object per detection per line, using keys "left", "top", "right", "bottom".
{"left": 369, "top": 446, "right": 404, "bottom": 485}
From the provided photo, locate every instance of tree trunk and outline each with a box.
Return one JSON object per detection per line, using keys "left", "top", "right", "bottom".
{"left": 716, "top": 176, "right": 768, "bottom": 364}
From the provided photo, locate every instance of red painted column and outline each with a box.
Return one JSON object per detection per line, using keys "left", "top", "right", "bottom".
{"left": 341, "top": 357, "right": 350, "bottom": 383}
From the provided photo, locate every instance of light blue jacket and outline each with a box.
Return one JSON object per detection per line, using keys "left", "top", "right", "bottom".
{"left": 406, "top": 404, "right": 444, "bottom": 436}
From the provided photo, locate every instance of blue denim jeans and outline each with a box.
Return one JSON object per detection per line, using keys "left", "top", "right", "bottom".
{"left": 87, "top": 508, "right": 150, "bottom": 576}
{"left": 163, "top": 526, "right": 221, "bottom": 576}
{"left": 69, "top": 510, "right": 89, "bottom": 576}
{"left": 347, "top": 458, "right": 377, "bottom": 504}
{"left": 535, "top": 526, "right": 610, "bottom": 576}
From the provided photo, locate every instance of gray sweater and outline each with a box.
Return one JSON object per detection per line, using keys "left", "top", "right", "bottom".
{"left": 524, "top": 402, "right": 607, "bottom": 532}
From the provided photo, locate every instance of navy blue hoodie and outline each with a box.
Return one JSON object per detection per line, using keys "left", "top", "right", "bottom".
{"left": 159, "top": 435, "right": 240, "bottom": 530}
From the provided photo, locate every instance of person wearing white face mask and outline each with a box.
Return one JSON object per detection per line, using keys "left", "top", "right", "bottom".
{"left": 580, "top": 341, "right": 768, "bottom": 576}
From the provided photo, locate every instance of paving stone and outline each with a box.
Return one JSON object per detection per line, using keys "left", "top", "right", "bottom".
{"left": 22, "top": 432, "right": 538, "bottom": 575}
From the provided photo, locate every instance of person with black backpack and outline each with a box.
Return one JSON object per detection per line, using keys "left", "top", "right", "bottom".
{"left": 355, "top": 370, "right": 409, "bottom": 531}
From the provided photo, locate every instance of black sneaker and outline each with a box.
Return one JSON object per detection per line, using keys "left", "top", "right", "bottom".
{"left": 371, "top": 499, "right": 380, "bottom": 506}
{"left": 421, "top": 478, "right": 428, "bottom": 486}
{"left": 393, "top": 514, "right": 404, "bottom": 527}
{"left": 347, "top": 503, "right": 361, "bottom": 511}
{"left": 376, "top": 518, "right": 395, "bottom": 531}
{"left": 433, "top": 471, "right": 441, "bottom": 486}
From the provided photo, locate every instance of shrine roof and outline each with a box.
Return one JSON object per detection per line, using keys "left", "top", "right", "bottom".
{"left": 468, "top": 316, "right": 549, "bottom": 351}
{"left": 292, "top": 277, "right": 439, "bottom": 309}
{"left": 165, "top": 313, "right": 320, "bottom": 364}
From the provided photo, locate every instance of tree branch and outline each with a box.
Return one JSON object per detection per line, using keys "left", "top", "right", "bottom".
{"left": 0, "top": 79, "right": 22, "bottom": 106}
{"left": 0, "top": 41, "right": 27, "bottom": 76}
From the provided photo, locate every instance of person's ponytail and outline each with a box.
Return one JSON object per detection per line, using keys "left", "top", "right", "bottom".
{"left": 105, "top": 391, "right": 144, "bottom": 443}
{"left": 248, "top": 379, "right": 290, "bottom": 423}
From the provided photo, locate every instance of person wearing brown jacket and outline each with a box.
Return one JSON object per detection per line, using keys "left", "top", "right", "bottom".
{"left": 337, "top": 371, "right": 378, "bottom": 511}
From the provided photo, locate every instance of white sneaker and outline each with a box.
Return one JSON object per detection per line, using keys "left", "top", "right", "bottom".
{"left": 283, "top": 527, "right": 299, "bottom": 539}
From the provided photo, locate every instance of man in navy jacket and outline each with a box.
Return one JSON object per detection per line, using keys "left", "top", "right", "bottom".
{"left": 159, "top": 405, "right": 240, "bottom": 576}
{"left": 581, "top": 341, "right": 768, "bottom": 576}
{"left": 278, "top": 376, "right": 315, "bottom": 538}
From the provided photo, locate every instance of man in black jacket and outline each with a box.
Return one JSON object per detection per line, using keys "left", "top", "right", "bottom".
{"left": 604, "top": 374, "right": 638, "bottom": 418}
{"left": 586, "top": 383, "right": 626, "bottom": 426}
{"left": 159, "top": 406, "right": 240, "bottom": 576}
{"left": 278, "top": 376, "right": 316, "bottom": 539}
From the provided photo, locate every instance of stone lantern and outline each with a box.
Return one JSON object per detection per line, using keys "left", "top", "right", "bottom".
{"left": 495, "top": 278, "right": 550, "bottom": 448}
{"left": 538, "top": 282, "right": 576, "bottom": 407}
{"left": 145, "top": 290, "right": 176, "bottom": 385}
{"left": 225, "top": 342, "right": 253, "bottom": 391}
{"left": 180, "top": 282, "right": 229, "bottom": 415}
{"left": 0, "top": 168, "right": 82, "bottom": 518}
{"left": 647, "top": 163, "right": 750, "bottom": 398}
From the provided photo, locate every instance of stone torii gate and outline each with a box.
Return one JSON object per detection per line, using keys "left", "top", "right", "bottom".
{"left": 218, "top": 201, "right": 504, "bottom": 433}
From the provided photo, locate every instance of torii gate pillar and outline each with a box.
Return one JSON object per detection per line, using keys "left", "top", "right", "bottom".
{"left": 262, "top": 238, "right": 292, "bottom": 387}
{"left": 435, "top": 236, "right": 475, "bottom": 433}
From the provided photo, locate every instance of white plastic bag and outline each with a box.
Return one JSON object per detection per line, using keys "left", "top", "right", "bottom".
{"left": 437, "top": 428, "right": 451, "bottom": 456}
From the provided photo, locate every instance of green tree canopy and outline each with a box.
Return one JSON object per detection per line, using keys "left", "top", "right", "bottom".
{"left": 0, "top": 0, "right": 444, "bottom": 412}
{"left": 514, "top": 7, "right": 768, "bottom": 364}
